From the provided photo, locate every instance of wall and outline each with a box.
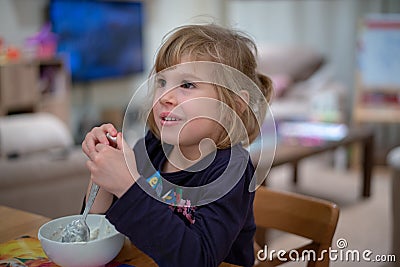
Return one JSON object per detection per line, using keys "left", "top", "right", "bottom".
{"left": 229, "top": 1, "right": 356, "bottom": 84}
{"left": 0, "top": 0, "right": 48, "bottom": 46}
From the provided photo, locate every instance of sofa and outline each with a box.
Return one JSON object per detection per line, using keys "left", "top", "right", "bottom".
{"left": 0, "top": 113, "right": 90, "bottom": 218}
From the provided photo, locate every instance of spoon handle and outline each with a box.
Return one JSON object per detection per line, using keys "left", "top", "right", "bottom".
{"left": 82, "top": 183, "right": 100, "bottom": 221}
{"left": 81, "top": 134, "right": 114, "bottom": 221}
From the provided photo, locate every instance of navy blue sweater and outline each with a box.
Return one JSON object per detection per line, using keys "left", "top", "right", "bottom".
{"left": 105, "top": 132, "right": 256, "bottom": 267}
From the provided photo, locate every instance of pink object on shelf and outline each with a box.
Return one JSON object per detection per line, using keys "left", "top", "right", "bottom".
{"left": 25, "top": 23, "right": 57, "bottom": 59}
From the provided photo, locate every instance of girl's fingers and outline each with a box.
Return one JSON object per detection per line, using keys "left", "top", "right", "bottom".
{"left": 88, "top": 150, "right": 98, "bottom": 162}
{"left": 86, "top": 160, "right": 95, "bottom": 172}
{"left": 84, "top": 124, "right": 118, "bottom": 153}
{"left": 117, "top": 132, "right": 124, "bottom": 150}
{"left": 82, "top": 141, "right": 89, "bottom": 156}
{"left": 93, "top": 127, "right": 110, "bottom": 145}
{"left": 102, "top": 124, "right": 118, "bottom": 137}
{"left": 102, "top": 123, "right": 117, "bottom": 133}
{"left": 84, "top": 132, "right": 97, "bottom": 153}
{"left": 95, "top": 143, "right": 108, "bottom": 152}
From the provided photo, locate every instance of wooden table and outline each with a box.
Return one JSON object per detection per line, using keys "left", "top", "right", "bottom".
{"left": 0, "top": 205, "right": 239, "bottom": 267}
{"left": 252, "top": 126, "right": 374, "bottom": 198}
{"left": 0, "top": 205, "right": 50, "bottom": 243}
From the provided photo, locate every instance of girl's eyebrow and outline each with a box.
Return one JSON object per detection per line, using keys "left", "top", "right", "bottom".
{"left": 179, "top": 73, "right": 203, "bottom": 81}
{"left": 170, "top": 71, "right": 205, "bottom": 82}
{"left": 154, "top": 73, "right": 166, "bottom": 80}
{"left": 157, "top": 70, "right": 204, "bottom": 82}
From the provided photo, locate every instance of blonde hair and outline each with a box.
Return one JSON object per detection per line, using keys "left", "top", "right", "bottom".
{"left": 147, "top": 24, "right": 273, "bottom": 148}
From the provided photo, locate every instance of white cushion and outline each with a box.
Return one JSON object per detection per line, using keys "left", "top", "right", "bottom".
{"left": 0, "top": 113, "right": 73, "bottom": 157}
{"left": 388, "top": 147, "right": 400, "bottom": 169}
{"left": 257, "top": 43, "right": 325, "bottom": 82}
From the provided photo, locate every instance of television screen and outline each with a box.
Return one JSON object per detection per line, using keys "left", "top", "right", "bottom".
{"left": 49, "top": 0, "right": 144, "bottom": 82}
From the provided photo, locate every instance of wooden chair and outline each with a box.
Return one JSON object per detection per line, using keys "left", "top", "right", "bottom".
{"left": 253, "top": 187, "right": 340, "bottom": 267}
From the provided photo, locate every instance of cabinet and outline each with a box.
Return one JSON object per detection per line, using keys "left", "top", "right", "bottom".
{"left": 353, "top": 73, "right": 400, "bottom": 124}
{"left": 0, "top": 61, "right": 39, "bottom": 113}
{"left": 353, "top": 14, "right": 400, "bottom": 124}
{"left": 351, "top": 15, "right": 400, "bottom": 165}
{"left": 0, "top": 58, "right": 70, "bottom": 126}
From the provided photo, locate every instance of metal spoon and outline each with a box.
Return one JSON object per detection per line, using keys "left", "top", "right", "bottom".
{"left": 60, "top": 133, "right": 117, "bottom": 243}
{"left": 61, "top": 182, "right": 99, "bottom": 242}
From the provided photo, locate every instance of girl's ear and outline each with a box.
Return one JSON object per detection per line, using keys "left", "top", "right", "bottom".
{"left": 236, "top": 90, "right": 250, "bottom": 113}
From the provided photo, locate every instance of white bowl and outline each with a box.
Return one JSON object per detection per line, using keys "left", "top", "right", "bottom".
{"left": 38, "top": 214, "right": 125, "bottom": 267}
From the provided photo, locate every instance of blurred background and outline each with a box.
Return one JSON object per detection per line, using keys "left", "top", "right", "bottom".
{"left": 0, "top": 1, "right": 400, "bottom": 266}
{"left": 1, "top": 0, "right": 399, "bottom": 149}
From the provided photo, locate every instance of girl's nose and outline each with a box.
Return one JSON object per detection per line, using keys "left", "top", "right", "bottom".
{"left": 159, "top": 88, "right": 177, "bottom": 105}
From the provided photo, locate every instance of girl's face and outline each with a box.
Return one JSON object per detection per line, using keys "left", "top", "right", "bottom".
{"left": 152, "top": 57, "right": 223, "bottom": 156}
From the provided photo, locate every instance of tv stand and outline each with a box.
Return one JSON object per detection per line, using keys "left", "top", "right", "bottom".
{"left": 0, "top": 58, "right": 71, "bottom": 126}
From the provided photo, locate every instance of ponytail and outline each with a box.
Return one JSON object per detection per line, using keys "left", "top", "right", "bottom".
{"left": 256, "top": 73, "right": 274, "bottom": 103}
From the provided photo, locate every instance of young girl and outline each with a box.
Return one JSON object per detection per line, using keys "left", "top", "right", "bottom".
{"left": 82, "top": 24, "right": 273, "bottom": 267}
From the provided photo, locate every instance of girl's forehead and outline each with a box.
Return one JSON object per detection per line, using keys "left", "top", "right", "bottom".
{"left": 158, "top": 53, "right": 211, "bottom": 69}
{"left": 157, "top": 61, "right": 213, "bottom": 82}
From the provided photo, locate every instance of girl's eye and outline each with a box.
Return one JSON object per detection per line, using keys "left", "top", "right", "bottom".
{"left": 181, "top": 80, "right": 196, "bottom": 89}
{"left": 156, "top": 78, "right": 166, "bottom": 88}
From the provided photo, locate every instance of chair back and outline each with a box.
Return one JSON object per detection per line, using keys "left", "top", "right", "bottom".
{"left": 253, "top": 187, "right": 339, "bottom": 267}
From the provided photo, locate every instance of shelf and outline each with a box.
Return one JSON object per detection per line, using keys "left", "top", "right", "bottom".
{"left": 353, "top": 72, "right": 400, "bottom": 124}
{"left": 0, "top": 58, "right": 70, "bottom": 126}
{"left": 354, "top": 105, "right": 400, "bottom": 123}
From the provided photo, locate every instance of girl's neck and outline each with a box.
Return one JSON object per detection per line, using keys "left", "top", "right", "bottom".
{"left": 163, "top": 140, "right": 217, "bottom": 172}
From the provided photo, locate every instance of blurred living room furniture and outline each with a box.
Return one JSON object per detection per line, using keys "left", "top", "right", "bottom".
{"left": 352, "top": 15, "right": 400, "bottom": 125}
{"left": 253, "top": 186, "right": 339, "bottom": 267}
{"left": 251, "top": 126, "right": 374, "bottom": 199}
{"left": 388, "top": 147, "right": 400, "bottom": 266}
{"left": 0, "top": 58, "right": 70, "bottom": 126}
{"left": 0, "top": 112, "right": 89, "bottom": 218}
{"left": 352, "top": 16, "right": 400, "bottom": 165}
{"left": 256, "top": 44, "right": 348, "bottom": 124}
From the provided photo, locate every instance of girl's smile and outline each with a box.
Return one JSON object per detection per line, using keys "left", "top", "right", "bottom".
{"left": 159, "top": 111, "right": 183, "bottom": 126}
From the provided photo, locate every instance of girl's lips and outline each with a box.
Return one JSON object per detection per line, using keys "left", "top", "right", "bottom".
{"left": 159, "top": 112, "right": 182, "bottom": 126}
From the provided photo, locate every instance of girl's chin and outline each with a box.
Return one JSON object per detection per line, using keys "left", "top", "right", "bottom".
{"left": 158, "top": 132, "right": 180, "bottom": 145}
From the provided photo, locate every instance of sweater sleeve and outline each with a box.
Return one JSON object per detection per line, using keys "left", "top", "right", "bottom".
{"left": 105, "top": 167, "right": 254, "bottom": 267}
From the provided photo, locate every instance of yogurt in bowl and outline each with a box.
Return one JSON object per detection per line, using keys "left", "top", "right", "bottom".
{"left": 38, "top": 214, "right": 125, "bottom": 267}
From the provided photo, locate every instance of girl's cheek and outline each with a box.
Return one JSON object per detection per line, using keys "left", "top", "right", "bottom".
{"left": 153, "top": 90, "right": 161, "bottom": 102}
{"left": 152, "top": 91, "right": 163, "bottom": 107}
{"left": 152, "top": 98, "right": 158, "bottom": 108}
{"left": 152, "top": 102, "right": 160, "bottom": 117}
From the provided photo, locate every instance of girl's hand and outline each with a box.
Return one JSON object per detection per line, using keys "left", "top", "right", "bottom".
{"left": 82, "top": 123, "right": 118, "bottom": 159}
{"left": 86, "top": 132, "right": 140, "bottom": 198}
